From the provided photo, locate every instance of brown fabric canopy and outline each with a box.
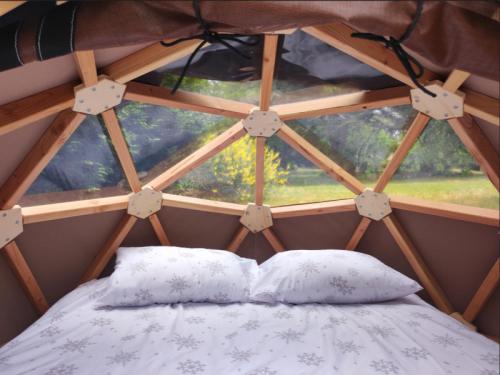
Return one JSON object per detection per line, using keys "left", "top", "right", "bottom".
{"left": 9, "top": 0, "right": 500, "bottom": 81}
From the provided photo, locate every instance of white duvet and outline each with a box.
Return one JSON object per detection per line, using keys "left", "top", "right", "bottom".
{"left": 0, "top": 278, "right": 498, "bottom": 375}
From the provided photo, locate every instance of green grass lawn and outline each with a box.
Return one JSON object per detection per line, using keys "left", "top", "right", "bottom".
{"left": 264, "top": 168, "right": 499, "bottom": 209}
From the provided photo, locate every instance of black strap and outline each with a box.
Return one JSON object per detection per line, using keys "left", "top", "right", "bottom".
{"left": 161, "top": 0, "right": 259, "bottom": 94}
{"left": 351, "top": 0, "right": 436, "bottom": 97}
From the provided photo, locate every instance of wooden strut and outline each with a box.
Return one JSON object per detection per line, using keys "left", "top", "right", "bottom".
{"left": 125, "top": 82, "right": 254, "bottom": 119}
{"left": 227, "top": 226, "right": 250, "bottom": 253}
{"left": 262, "top": 228, "right": 285, "bottom": 253}
{"left": 3, "top": 242, "right": 48, "bottom": 314}
{"left": 463, "top": 258, "right": 499, "bottom": 322}
{"left": 80, "top": 214, "right": 138, "bottom": 283}
{"left": 0, "top": 110, "right": 86, "bottom": 209}
{"left": 149, "top": 121, "right": 247, "bottom": 191}
{"left": 277, "top": 124, "right": 365, "bottom": 194}
{"left": 447, "top": 115, "right": 500, "bottom": 192}
{"left": 255, "top": 137, "right": 266, "bottom": 205}
{"left": 254, "top": 35, "right": 279, "bottom": 207}
{"left": 273, "top": 86, "right": 411, "bottom": 121}
{"left": 76, "top": 50, "right": 172, "bottom": 249}
{"left": 383, "top": 214, "right": 454, "bottom": 314}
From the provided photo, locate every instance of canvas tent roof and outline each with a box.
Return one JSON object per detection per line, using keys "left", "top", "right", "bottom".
{"left": 0, "top": 0, "right": 498, "bottom": 345}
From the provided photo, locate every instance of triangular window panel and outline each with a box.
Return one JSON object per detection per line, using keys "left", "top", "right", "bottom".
{"left": 115, "top": 100, "right": 236, "bottom": 184}
{"left": 20, "top": 115, "right": 131, "bottom": 206}
{"left": 134, "top": 37, "right": 263, "bottom": 105}
{"left": 272, "top": 30, "right": 403, "bottom": 105}
{"left": 264, "top": 137, "right": 355, "bottom": 206}
{"left": 164, "top": 135, "right": 255, "bottom": 204}
{"left": 287, "top": 105, "right": 417, "bottom": 185}
{"left": 386, "top": 119, "right": 499, "bottom": 209}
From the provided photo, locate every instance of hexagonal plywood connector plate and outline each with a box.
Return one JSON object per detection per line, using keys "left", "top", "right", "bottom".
{"left": 354, "top": 189, "right": 392, "bottom": 221}
{"left": 240, "top": 203, "right": 273, "bottom": 233}
{"left": 410, "top": 81, "right": 464, "bottom": 120}
{"left": 0, "top": 206, "right": 23, "bottom": 248}
{"left": 127, "top": 187, "right": 163, "bottom": 219}
{"left": 73, "top": 75, "right": 126, "bottom": 115}
{"left": 243, "top": 110, "right": 283, "bottom": 137}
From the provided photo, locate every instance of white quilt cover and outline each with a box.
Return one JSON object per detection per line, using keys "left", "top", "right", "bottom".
{"left": 0, "top": 278, "right": 498, "bottom": 375}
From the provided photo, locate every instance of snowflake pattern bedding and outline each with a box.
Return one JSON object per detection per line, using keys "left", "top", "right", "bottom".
{"left": 0, "top": 279, "right": 498, "bottom": 375}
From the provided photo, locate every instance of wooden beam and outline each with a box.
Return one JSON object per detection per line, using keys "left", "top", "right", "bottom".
{"left": 262, "top": 228, "right": 285, "bottom": 252}
{"left": 162, "top": 193, "right": 246, "bottom": 216}
{"left": 74, "top": 48, "right": 143, "bottom": 194}
{"left": 0, "top": 82, "right": 76, "bottom": 137}
{"left": 22, "top": 195, "right": 129, "bottom": 224}
{"left": 277, "top": 124, "right": 365, "bottom": 194}
{"left": 270, "top": 198, "right": 356, "bottom": 219}
{"left": 374, "top": 113, "right": 430, "bottom": 192}
{"left": 463, "top": 258, "right": 499, "bottom": 322}
{"left": 149, "top": 121, "right": 246, "bottom": 191}
{"left": 462, "top": 89, "right": 499, "bottom": 127}
{"left": 73, "top": 51, "right": 99, "bottom": 86}
{"left": 255, "top": 137, "right": 266, "bottom": 205}
{"left": 101, "top": 109, "right": 142, "bottom": 192}
{"left": 448, "top": 115, "right": 500, "bottom": 191}
{"left": 345, "top": 217, "right": 371, "bottom": 250}
{"left": 227, "top": 226, "right": 250, "bottom": 253}
{"left": 148, "top": 213, "right": 171, "bottom": 246}
{"left": 0, "top": 110, "right": 86, "bottom": 209}
{"left": 273, "top": 86, "right": 411, "bottom": 121}
{"left": 461, "top": 88, "right": 500, "bottom": 126}
{"left": 0, "top": 1, "right": 25, "bottom": 17}
{"left": 383, "top": 214, "right": 454, "bottom": 314}
{"left": 2, "top": 241, "right": 48, "bottom": 314}
{"left": 124, "top": 82, "right": 253, "bottom": 119}
{"left": 442, "top": 69, "right": 470, "bottom": 93}
{"left": 22, "top": 192, "right": 248, "bottom": 224}
{"left": 103, "top": 40, "right": 203, "bottom": 84}
{"left": 390, "top": 196, "right": 499, "bottom": 227}
{"left": 260, "top": 34, "right": 279, "bottom": 111}
{"left": 303, "top": 23, "right": 499, "bottom": 126}
{"left": 80, "top": 214, "right": 137, "bottom": 283}
{"left": 303, "top": 23, "right": 435, "bottom": 89}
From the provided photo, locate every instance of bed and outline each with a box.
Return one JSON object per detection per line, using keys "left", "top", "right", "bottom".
{"left": 0, "top": 277, "right": 497, "bottom": 375}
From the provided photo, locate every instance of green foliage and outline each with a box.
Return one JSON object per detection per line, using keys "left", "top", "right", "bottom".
{"left": 167, "top": 136, "right": 288, "bottom": 203}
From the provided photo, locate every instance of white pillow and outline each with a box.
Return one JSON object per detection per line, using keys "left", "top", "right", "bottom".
{"left": 250, "top": 250, "right": 422, "bottom": 304}
{"left": 98, "top": 246, "right": 258, "bottom": 306}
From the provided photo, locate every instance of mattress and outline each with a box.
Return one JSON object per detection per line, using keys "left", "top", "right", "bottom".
{"left": 0, "top": 278, "right": 497, "bottom": 375}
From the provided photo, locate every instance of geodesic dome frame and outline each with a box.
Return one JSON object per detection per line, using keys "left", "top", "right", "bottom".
{"left": 0, "top": 22, "right": 498, "bottom": 336}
